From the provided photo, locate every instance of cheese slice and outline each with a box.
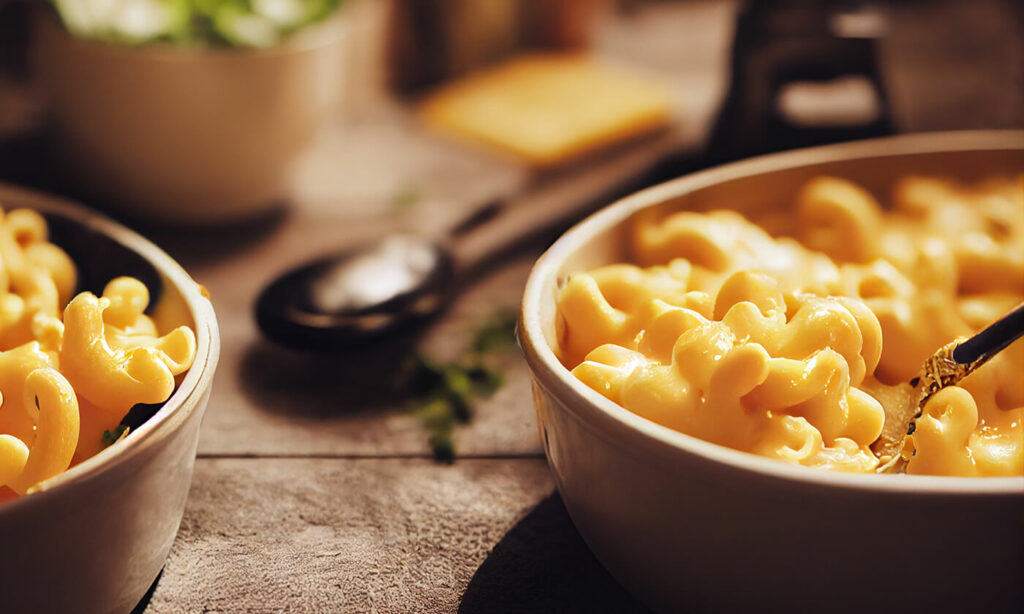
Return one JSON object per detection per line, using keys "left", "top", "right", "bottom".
{"left": 420, "top": 53, "right": 673, "bottom": 166}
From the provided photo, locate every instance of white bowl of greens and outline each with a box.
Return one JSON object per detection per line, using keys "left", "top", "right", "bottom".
{"left": 33, "top": 0, "right": 348, "bottom": 223}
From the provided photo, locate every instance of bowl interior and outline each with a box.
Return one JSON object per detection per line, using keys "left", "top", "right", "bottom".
{"left": 0, "top": 182, "right": 218, "bottom": 497}
{"left": 525, "top": 131, "right": 1024, "bottom": 492}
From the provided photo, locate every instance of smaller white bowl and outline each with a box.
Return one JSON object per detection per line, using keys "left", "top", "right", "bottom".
{"left": 519, "top": 131, "right": 1024, "bottom": 613}
{"left": 31, "top": 10, "right": 348, "bottom": 224}
{"left": 0, "top": 182, "right": 220, "bottom": 613}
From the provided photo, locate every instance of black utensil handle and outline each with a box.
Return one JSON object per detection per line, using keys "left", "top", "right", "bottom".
{"left": 952, "top": 302, "right": 1024, "bottom": 364}
{"left": 447, "top": 129, "right": 687, "bottom": 277}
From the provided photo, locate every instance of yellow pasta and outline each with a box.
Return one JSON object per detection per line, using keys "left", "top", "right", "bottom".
{"left": 557, "top": 175, "right": 1024, "bottom": 477}
{"left": 0, "top": 204, "right": 196, "bottom": 498}
{"left": 4, "top": 369, "right": 80, "bottom": 495}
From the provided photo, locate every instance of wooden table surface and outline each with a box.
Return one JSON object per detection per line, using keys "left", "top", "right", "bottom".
{"left": 136, "top": 5, "right": 735, "bottom": 611}
{"left": 0, "top": 1, "right": 1021, "bottom": 612}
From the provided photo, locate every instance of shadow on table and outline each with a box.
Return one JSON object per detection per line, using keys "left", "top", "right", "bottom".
{"left": 237, "top": 335, "right": 424, "bottom": 418}
{"left": 132, "top": 569, "right": 162, "bottom": 614}
{"left": 142, "top": 203, "right": 289, "bottom": 269}
{"left": 459, "top": 491, "right": 652, "bottom": 614}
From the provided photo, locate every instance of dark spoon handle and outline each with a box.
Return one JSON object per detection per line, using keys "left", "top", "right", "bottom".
{"left": 447, "top": 130, "right": 687, "bottom": 277}
{"left": 952, "top": 301, "right": 1024, "bottom": 364}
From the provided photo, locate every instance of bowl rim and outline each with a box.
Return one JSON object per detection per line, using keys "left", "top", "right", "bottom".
{"left": 0, "top": 182, "right": 220, "bottom": 511}
{"left": 520, "top": 129, "right": 1024, "bottom": 496}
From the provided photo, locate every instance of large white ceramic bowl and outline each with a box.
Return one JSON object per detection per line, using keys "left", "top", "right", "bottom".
{"left": 0, "top": 183, "right": 220, "bottom": 613}
{"left": 31, "top": 10, "right": 347, "bottom": 224}
{"left": 519, "top": 131, "right": 1024, "bottom": 613}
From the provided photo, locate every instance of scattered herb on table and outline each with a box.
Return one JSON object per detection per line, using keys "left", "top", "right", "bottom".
{"left": 470, "top": 310, "right": 520, "bottom": 354}
{"left": 402, "top": 310, "right": 518, "bottom": 462}
{"left": 390, "top": 184, "right": 423, "bottom": 212}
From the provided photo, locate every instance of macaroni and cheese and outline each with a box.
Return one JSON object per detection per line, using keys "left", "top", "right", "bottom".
{"left": 557, "top": 175, "right": 1023, "bottom": 477}
{"left": 0, "top": 205, "right": 196, "bottom": 500}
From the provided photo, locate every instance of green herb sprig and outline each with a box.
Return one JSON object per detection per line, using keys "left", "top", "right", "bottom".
{"left": 390, "top": 185, "right": 423, "bottom": 213}
{"left": 102, "top": 424, "right": 130, "bottom": 447}
{"left": 402, "top": 310, "right": 517, "bottom": 462}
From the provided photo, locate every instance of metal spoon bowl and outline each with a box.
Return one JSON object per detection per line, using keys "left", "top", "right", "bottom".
{"left": 256, "top": 235, "right": 453, "bottom": 350}
{"left": 875, "top": 300, "right": 1024, "bottom": 473}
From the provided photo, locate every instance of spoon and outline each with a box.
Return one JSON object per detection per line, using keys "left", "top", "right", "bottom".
{"left": 875, "top": 301, "right": 1024, "bottom": 473}
{"left": 256, "top": 134, "right": 685, "bottom": 351}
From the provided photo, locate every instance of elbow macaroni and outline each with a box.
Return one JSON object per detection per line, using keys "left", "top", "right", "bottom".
{"left": 557, "top": 175, "right": 1024, "bottom": 477}
{"left": 0, "top": 205, "right": 196, "bottom": 498}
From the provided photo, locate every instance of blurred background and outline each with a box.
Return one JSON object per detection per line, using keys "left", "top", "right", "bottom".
{"left": 0, "top": 0, "right": 1022, "bottom": 230}
{"left": 0, "top": 1, "right": 1021, "bottom": 611}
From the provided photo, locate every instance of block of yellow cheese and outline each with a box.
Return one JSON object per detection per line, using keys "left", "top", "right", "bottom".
{"left": 420, "top": 54, "right": 673, "bottom": 166}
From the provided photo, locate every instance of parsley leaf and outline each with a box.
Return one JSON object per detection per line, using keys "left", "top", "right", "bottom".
{"left": 102, "top": 424, "right": 130, "bottom": 447}
{"left": 469, "top": 309, "right": 518, "bottom": 355}
{"left": 403, "top": 311, "right": 519, "bottom": 462}
{"left": 391, "top": 185, "right": 423, "bottom": 212}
